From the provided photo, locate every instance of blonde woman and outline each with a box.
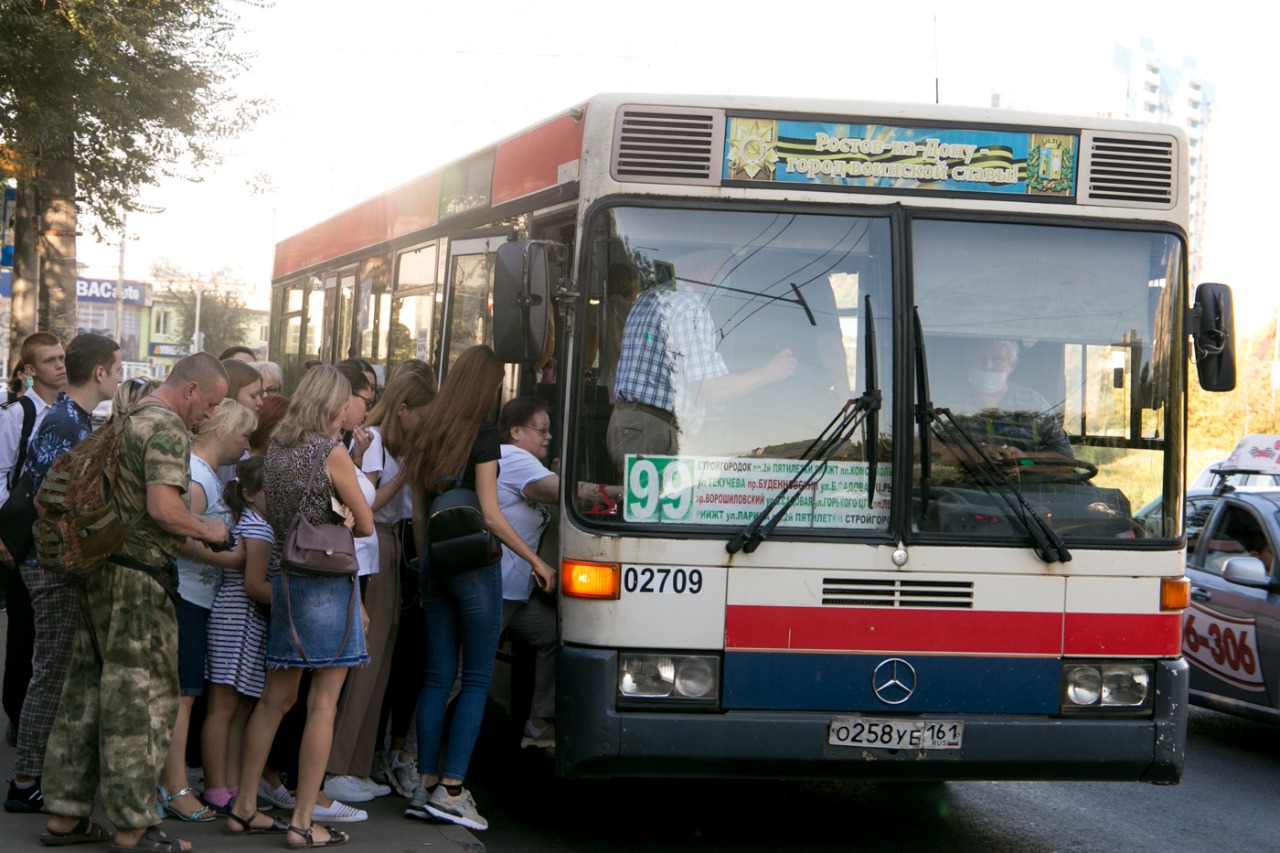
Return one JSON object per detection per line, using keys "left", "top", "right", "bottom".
{"left": 160, "top": 399, "right": 256, "bottom": 822}
{"left": 227, "top": 366, "right": 372, "bottom": 848}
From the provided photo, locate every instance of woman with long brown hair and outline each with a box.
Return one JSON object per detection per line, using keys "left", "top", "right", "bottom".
{"left": 403, "top": 346, "right": 554, "bottom": 831}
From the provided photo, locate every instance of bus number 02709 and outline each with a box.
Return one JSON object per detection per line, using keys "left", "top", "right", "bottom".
{"left": 623, "top": 567, "right": 703, "bottom": 595}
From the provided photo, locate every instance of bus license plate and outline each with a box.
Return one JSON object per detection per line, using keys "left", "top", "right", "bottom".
{"left": 828, "top": 717, "right": 963, "bottom": 750}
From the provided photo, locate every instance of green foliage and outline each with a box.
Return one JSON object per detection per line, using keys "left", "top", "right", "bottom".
{"left": 151, "top": 258, "right": 254, "bottom": 358}
{"left": 1188, "top": 320, "right": 1280, "bottom": 471}
{"left": 0, "top": 0, "right": 270, "bottom": 237}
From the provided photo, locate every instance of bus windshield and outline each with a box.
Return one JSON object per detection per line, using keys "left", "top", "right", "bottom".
{"left": 573, "top": 208, "right": 1185, "bottom": 545}
{"left": 573, "top": 205, "right": 894, "bottom": 532}
{"left": 912, "top": 219, "right": 1185, "bottom": 544}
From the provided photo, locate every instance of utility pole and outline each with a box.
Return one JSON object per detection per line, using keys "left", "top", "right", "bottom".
{"left": 192, "top": 283, "right": 203, "bottom": 354}
{"left": 114, "top": 215, "right": 126, "bottom": 351}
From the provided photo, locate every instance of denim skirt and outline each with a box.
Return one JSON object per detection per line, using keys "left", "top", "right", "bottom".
{"left": 266, "top": 571, "right": 369, "bottom": 670}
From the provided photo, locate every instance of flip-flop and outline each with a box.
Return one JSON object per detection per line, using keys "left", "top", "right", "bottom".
{"left": 39, "top": 817, "right": 112, "bottom": 846}
{"left": 223, "top": 809, "right": 289, "bottom": 835}
{"left": 107, "top": 826, "right": 189, "bottom": 852}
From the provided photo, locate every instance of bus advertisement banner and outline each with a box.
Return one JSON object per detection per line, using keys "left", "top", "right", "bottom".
{"left": 724, "top": 116, "right": 1077, "bottom": 197}
{"left": 623, "top": 454, "right": 891, "bottom": 528}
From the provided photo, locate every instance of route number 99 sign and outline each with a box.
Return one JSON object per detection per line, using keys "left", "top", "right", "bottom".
{"left": 625, "top": 456, "right": 695, "bottom": 522}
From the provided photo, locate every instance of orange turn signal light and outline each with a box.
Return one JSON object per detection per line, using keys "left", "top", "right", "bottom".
{"left": 562, "top": 560, "right": 621, "bottom": 600}
{"left": 1161, "top": 576, "right": 1190, "bottom": 611}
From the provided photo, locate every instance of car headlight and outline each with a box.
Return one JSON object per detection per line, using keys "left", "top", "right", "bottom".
{"left": 618, "top": 653, "right": 720, "bottom": 708}
{"left": 1060, "top": 661, "right": 1153, "bottom": 715}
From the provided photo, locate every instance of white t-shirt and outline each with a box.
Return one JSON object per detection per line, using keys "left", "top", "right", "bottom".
{"left": 353, "top": 466, "right": 379, "bottom": 576}
{"left": 0, "top": 388, "right": 53, "bottom": 506}
{"left": 497, "top": 444, "right": 555, "bottom": 602}
{"left": 175, "top": 455, "right": 228, "bottom": 609}
{"left": 362, "top": 427, "right": 411, "bottom": 524}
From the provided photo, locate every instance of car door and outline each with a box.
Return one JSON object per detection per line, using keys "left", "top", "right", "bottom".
{"left": 1184, "top": 499, "right": 1280, "bottom": 715}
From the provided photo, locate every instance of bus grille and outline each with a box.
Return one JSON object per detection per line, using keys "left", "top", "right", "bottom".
{"left": 1078, "top": 130, "right": 1177, "bottom": 209}
{"left": 611, "top": 105, "right": 724, "bottom": 186}
{"left": 821, "top": 578, "right": 974, "bottom": 608}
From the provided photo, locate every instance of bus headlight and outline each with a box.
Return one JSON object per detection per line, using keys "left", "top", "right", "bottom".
{"left": 618, "top": 653, "right": 720, "bottom": 708}
{"left": 1060, "top": 661, "right": 1153, "bottom": 714}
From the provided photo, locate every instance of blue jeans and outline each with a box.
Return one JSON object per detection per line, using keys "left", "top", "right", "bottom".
{"left": 416, "top": 560, "right": 502, "bottom": 781}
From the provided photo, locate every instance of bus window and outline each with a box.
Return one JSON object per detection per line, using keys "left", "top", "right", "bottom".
{"left": 444, "top": 237, "right": 500, "bottom": 370}
{"left": 912, "top": 220, "right": 1184, "bottom": 543}
{"left": 574, "top": 205, "right": 893, "bottom": 532}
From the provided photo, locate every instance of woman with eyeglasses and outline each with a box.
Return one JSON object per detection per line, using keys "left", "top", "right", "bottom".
{"left": 495, "top": 397, "right": 560, "bottom": 749}
{"left": 251, "top": 361, "right": 285, "bottom": 398}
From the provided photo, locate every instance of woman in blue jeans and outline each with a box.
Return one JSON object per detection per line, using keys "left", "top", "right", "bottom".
{"left": 403, "top": 346, "right": 555, "bottom": 831}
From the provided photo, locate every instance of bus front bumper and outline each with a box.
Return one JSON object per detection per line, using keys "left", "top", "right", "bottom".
{"left": 556, "top": 647, "right": 1187, "bottom": 784}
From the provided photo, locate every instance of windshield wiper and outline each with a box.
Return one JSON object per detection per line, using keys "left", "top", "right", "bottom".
{"left": 728, "top": 296, "right": 880, "bottom": 554}
{"left": 912, "top": 308, "right": 1070, "bottom": 564}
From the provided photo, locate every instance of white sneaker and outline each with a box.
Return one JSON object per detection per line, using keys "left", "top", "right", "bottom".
{"left": 313, "top": 799, "right": 368, "bottom": 823}
{"left": 521, "top": 719, "right": 556, "bottom": 749}
{"left": 424, "top": 785, "right": 488, "bottom": 831}
{"left": 323, "top": 775, "right": 374, "bottom": 803}
{"left": 357, "top": 776, "right": 392, "bottom": 798}
{"left": 390, "top": 752, "right": 419, "bottom": 799}
{"left": 257, "top": 778, "right": 295, "bottom": 810}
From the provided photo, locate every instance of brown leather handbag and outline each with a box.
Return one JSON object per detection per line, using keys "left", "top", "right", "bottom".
{"left": 279, "top": 442, "right": 359, "bottom": 666}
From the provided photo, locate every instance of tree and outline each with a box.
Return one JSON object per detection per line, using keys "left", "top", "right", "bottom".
{"left": 0, "top": 0, "right": 268, "bottom": 364}
{"left": 151, "top": 259, "right": 254, "bottom": 358}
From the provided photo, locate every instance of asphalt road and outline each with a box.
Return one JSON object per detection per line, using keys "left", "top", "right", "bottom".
{"left": 464, "top": 707, "right": 1279, "bottom": 852}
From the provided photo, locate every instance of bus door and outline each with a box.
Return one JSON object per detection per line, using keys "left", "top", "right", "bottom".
{"left": 442, "top": 233, "right": 505, "bottom": 375}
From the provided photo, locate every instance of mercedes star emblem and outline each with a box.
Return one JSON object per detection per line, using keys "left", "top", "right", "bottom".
{"left": 872, "top": 658, "right": 916, "bottom": 705}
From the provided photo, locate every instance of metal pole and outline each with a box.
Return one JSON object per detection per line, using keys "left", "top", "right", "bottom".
{"left": 192, "top": 284, "right": 203, "bottom": 354}
{"left": 114, "top": 216, "right": 126, "bottom": 346}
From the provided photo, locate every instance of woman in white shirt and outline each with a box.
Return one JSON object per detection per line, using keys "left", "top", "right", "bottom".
{"left": 495, "top": 396, "right": 560, "bottom": 749}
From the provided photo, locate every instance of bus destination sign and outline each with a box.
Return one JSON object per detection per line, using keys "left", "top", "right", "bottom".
{"left": 724, "top": 116, "right": 1077, "bottom": 198}
{"left": 623, "top": 454, "right": 891, "bottom": 529}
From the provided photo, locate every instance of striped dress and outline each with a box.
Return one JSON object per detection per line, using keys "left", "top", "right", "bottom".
{"left": 205, "top": 508, "right": 272, "bottom": 697}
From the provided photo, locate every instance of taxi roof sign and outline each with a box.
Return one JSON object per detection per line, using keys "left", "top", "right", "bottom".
{"left": 1215, "top": 435, "right": 1280, "bottom": 476}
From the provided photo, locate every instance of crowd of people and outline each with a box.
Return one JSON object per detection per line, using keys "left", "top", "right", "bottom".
{"left": 0, "top": 334, "right": 562, "bottom": 851}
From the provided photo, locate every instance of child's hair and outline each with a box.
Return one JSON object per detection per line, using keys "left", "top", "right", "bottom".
{"left": 223, "top": 455, "right": 266, "bottom": 519}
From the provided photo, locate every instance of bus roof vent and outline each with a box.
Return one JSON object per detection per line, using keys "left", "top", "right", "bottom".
{"left": 821, "top": 578, "right": 974, "bottom": 609}
{"left": 1078, "top": 130, "right": 1178, "bottom": 209}
{"left": 612, "top": 105, "right": 724, "bottom": 186}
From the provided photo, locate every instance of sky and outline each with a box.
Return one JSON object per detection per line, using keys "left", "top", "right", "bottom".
{"left": 73, "top": 0, "right": 1274, "bottom": 327}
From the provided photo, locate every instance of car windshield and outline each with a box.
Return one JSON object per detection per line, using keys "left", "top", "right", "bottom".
{"left": 912, "top": 220, "right": 1185, "bottom": 543}
{"left": 571, "top": 205, "right": 893, "bottom": 533}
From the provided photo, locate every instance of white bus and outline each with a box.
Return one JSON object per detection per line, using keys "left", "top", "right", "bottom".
{"left": 271, "top": 93, "right": 1236, "bottom": 783}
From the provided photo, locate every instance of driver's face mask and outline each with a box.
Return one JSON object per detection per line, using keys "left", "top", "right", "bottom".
{"left": 967, "top": 369, "right": 1008, "bottom": 395}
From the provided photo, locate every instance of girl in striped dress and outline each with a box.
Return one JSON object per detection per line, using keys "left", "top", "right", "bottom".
{"left": 200, "top": 456, "right": 272, "bottom": 811}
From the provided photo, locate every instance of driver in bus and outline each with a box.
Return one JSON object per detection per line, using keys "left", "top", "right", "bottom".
{"left": 943, "top": 338, "right": 1072, "bottom": 460}
{"left": 607, "top": 257, "right": 797, "bottom": 468}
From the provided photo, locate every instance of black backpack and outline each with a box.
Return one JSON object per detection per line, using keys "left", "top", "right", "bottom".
{"left": 0, "top": 395, "right": 38, "bottom": 561}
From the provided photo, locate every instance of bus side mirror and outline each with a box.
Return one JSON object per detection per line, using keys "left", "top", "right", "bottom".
{"left": 1191, "top": 282, "right": 1236, "bottom": 392}
{"left": 493, "top": 241, "right": 552, "bottom": 364}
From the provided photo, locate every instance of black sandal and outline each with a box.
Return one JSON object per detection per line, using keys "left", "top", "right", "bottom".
{"left": 285, "top": 824, "right": 349, "bottom": 849}
{"left": 223, "top": 809, "right": 289, "bottom": 835}
{"left": 107, "top": 826, "right": 189, "bottom": 852}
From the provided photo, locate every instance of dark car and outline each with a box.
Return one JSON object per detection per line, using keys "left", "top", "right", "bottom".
{"left": 1183, "top": 487, "right": 1280, "bottom": 723}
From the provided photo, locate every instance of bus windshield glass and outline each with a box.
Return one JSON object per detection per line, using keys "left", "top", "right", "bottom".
{"left": 912, "top": 219, "right": 1185, "bottom": 544}
{"left": 573, "top": 205, "right": 893, "bottom": 533}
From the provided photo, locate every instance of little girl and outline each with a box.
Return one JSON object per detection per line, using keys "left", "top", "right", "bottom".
{"left": 200, "top": 456, "right": 272, "bottom": 812}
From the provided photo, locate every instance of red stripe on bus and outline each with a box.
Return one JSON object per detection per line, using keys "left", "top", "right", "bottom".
{"left": 492, "top": 112, "right": 587, "bottom": 205}
{"left": 724, "top": 605, "right": 1062, "bottom": 655}
{"left": 1063, "top": 612, "right": 1181, "bottom": 656}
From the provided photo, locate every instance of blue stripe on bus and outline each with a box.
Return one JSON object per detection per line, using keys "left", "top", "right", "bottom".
{"left": 722, "top": 652, "right": 1061, "bottom": 714}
